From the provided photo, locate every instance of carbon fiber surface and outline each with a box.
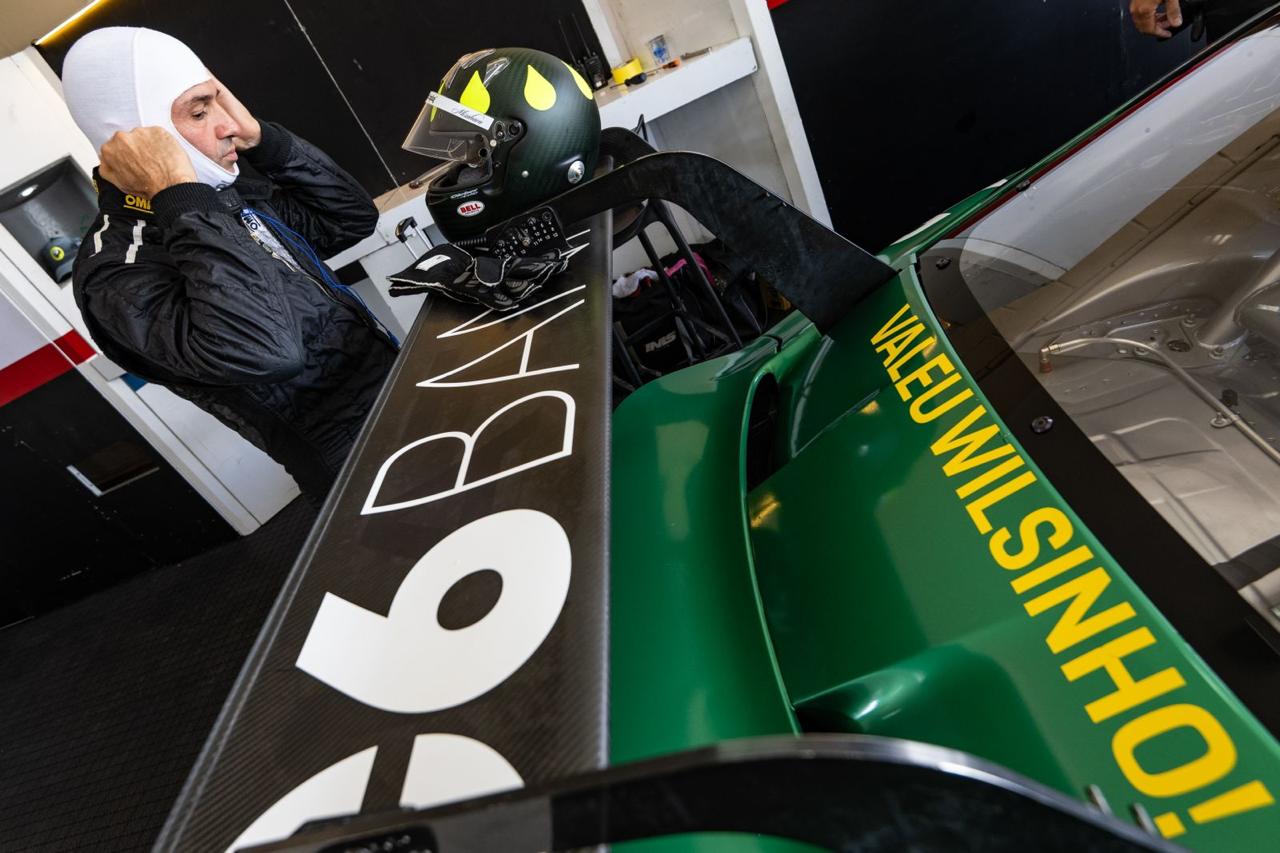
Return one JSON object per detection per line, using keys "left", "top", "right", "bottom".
{"left": 159, "top": 216, "right": 611, "bottom": 852}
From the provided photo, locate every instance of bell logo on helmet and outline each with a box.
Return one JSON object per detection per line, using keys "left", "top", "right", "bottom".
{"left": 457, "top": 200, "right": 486, "bottom": 217}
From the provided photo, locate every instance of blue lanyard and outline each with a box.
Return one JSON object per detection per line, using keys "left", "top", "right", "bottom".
{"left": 243, "top": 206, "right": 400, "bottom": 349}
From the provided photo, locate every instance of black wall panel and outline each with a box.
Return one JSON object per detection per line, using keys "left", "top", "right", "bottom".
{"left": 1, "top": 371, "right": 234, "bottom": 626}
{"left": 772, "top": 0, "right": 1197, "bottom": 251}
{"left": 38, "top": 0, "right": 604, "bottom": 196}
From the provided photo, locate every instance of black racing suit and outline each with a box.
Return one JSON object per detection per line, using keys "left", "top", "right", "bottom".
{"left": 73, "top": 122, "right": 399, "bottom": 498}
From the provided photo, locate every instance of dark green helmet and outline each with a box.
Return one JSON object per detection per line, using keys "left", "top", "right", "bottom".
{"left": 404, "top": 47, "right": 601, "bottom": 242}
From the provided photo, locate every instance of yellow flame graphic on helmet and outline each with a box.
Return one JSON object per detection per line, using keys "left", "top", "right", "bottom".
{"left": 523, "top": 65, "right": 557, "bottom": 111}
{"left": 459, "top": 70, "right": 491, "bottom": 114}
{"left": 563, "top": 61, "right": 592, "bottom": 100}
{"left": 430, "top": 75, "right": 445, "bottom": 121}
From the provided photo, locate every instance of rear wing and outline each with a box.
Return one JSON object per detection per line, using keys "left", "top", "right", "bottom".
{"left": 486, "top": 128, "right": 896, "bottom": 334}
{"left": 156, "top": 217, "right": 613, "bottom": 852}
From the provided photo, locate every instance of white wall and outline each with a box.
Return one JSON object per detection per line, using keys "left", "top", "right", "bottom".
{"left": 595, "top": 0, "right": 828, "bottom": 277}
{"left": 726, "top": 0, "right": 830, "bottom": 227}
{"left": 0, "top": 283, "right": 54, "bottom": 368}
{"left": 612, "top": 72, "right": 793, "bottom": 277}
{"left": 650, "top": 75, "right": 789, "bottom": 198}
{"left": 606, "top": 0, "right": 740, "bottom": 68}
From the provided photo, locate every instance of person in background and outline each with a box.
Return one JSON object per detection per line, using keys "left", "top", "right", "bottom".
{"left": 1129, "top": 0, "right": 1277, "bottom": 42}
{"left": 62, "top": 27, "right": 399, "bottom": 501}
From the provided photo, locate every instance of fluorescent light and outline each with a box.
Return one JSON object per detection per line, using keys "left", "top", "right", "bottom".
{"left": 18, "top": 185, "right": 38, "bottom": 198}
{"left": 35, "top": 0, "right": 110, "bottom": 46}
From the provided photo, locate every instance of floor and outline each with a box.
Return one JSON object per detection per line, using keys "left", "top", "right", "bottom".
{"left": 0, "top": 498, "right": 318, "bottom": 852}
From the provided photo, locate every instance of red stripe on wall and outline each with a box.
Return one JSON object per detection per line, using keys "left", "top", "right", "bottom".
{"left": 768, "top": 0, "right": 791, "bottom": 8}
{"left": 0, "top": 331, "right": 95, "bottom": 408}
{"left": 53, "top": 330, "right": 96, "bottom": 363}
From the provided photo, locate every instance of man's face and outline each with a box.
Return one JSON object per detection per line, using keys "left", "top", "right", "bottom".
{"left": 171, "top": 80, "right": 240, "bottom": 170}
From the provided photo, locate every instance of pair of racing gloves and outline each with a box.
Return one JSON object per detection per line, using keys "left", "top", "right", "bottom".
{"left": 387, "top": 243, "right": 567, "bottom": 311}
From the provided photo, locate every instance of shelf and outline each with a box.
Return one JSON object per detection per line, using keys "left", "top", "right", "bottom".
{"left": 596, "top": 36, "right": 757, "bottom": 131}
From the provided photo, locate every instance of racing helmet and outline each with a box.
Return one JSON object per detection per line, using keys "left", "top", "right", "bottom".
{"left": 404, "top": 47, "right": 601, "bottom": 241}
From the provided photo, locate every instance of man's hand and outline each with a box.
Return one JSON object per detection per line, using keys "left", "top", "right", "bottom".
{"left": 1130, "top": 0, "right": 1183, "bottom": 38}
{"left": 99, "top": 127, "right": 198, "bottom": 197}
{"left": 214, "top": 79, "right": 262, "bottom": 151}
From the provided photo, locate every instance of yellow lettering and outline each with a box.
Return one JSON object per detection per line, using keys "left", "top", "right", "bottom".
{"left": 865, "top": 307, "right": 1279, "bottom": 831}
{"left": 990, "top": 507, "right": 1074, "bottom": 571}
{"left": 1189, "top": 780, "right": 1275, "bottom": 825}
{"left": 875, "top": 322, "right": 924, "bottom": 367}
{"left": 1011, "top": 544, "right": 1092, "bottom": 594}
{"left": 930, "top": 405, "right": 1016, "bottom": 476}
{"left": 956, "top": 455, "right": 1025, "bottom": 500}
{"left": 1154, "top": 812, "right": 1186, "bottom": 838}
{"left": 1113, "top": 704, "right": 1237, "bottom": 798}
{"left": 895, "top": 354, "right": 955, "bottom": 401}
{"left": 965, "top": 471, "right": 1037, "bottom": 534}
{"left": 908, "top": 376, "right": 972, "bottom": 423}
{"left": 870, "top": 303, "right": 915, "bottom": 344}
{"left": 887, "top": 336, "right": 937, "bottom": 381}
{"left": 1024, "top": 567, "right": 1135, "bottom": 653}
{"left": 1061, "top": 627, "right": 1186, "bottom": 723}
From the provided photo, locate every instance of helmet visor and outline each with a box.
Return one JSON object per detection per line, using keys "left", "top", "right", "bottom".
{"left": 402, "top": 91, "right": 496, "bottom": 163}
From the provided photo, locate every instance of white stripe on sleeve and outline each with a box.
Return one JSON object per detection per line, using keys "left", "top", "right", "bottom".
{"left": 124, "top": 219, "right": 144, "bottom": 264}
{"left": 91, "top": 214, "right": 111, "bottom": 255}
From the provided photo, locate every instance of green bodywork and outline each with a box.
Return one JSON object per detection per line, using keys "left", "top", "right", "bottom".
{"left": 609, "top": 173, "right": 1280, "bottom": 847}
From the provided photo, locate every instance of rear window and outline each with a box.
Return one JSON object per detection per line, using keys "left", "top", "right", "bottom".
{"left": 921, "top": 22, "right": 1280, "bottom": 638}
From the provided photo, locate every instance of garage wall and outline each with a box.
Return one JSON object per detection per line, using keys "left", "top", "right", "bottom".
{"left": 771, "top": 0, "right": 1198, "bottom": 251}
{"left": 0, "top": 277, "right": 235, "bottom": 626}
{"left": 605, "top": 0, "right": 740, "bottom": 65}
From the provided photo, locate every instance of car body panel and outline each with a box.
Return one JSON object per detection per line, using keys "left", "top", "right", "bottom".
{"left": 611, "top": 248, "right": 1280, "bottom": 847}
{"left": 610, "top": 336, "right": 811, "bottom": 853}
{"left": 756, "top": 265, "right": 1280, "bottom": 847}
{"left": 610, "top": 335, "right": 798, "bottom": 758}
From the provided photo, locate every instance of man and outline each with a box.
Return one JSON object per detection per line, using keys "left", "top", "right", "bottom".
{"left": 1129, "top": 0, "right": 1276, "bottom": 41}
{"left": 62, "top": 27, "right": 398, "bottom": 499}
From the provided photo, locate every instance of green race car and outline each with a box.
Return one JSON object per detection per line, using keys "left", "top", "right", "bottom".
{"left": 170, "top": 18, "right": 1280, "bottom": 853}
{"left": 614, "top": 14, "right": 1280, "bottom": 849}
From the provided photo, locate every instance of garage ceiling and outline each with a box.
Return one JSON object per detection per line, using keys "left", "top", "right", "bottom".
{"left": 1, "top": 0, "right": 95, "bottom": 60}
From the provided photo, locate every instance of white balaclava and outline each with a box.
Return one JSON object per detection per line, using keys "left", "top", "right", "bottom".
{"left": 62, "top": 27, "right": 239, "bottom": 190}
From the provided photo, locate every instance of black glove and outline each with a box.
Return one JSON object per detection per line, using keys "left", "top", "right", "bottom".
{"left": 388, "top": 243, "right": 568, "bottom": 311}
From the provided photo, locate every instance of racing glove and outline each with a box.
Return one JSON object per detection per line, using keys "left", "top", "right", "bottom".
{"left": 388, "top": 243, "right": 567, "bottom": 311}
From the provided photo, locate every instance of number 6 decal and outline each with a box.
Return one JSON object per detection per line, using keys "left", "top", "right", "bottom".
{"left": 229, "top": 735, "right": 523, "bottom": 852}
{"left": 296, "top": 509, "right": 571, "bottom": 713}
